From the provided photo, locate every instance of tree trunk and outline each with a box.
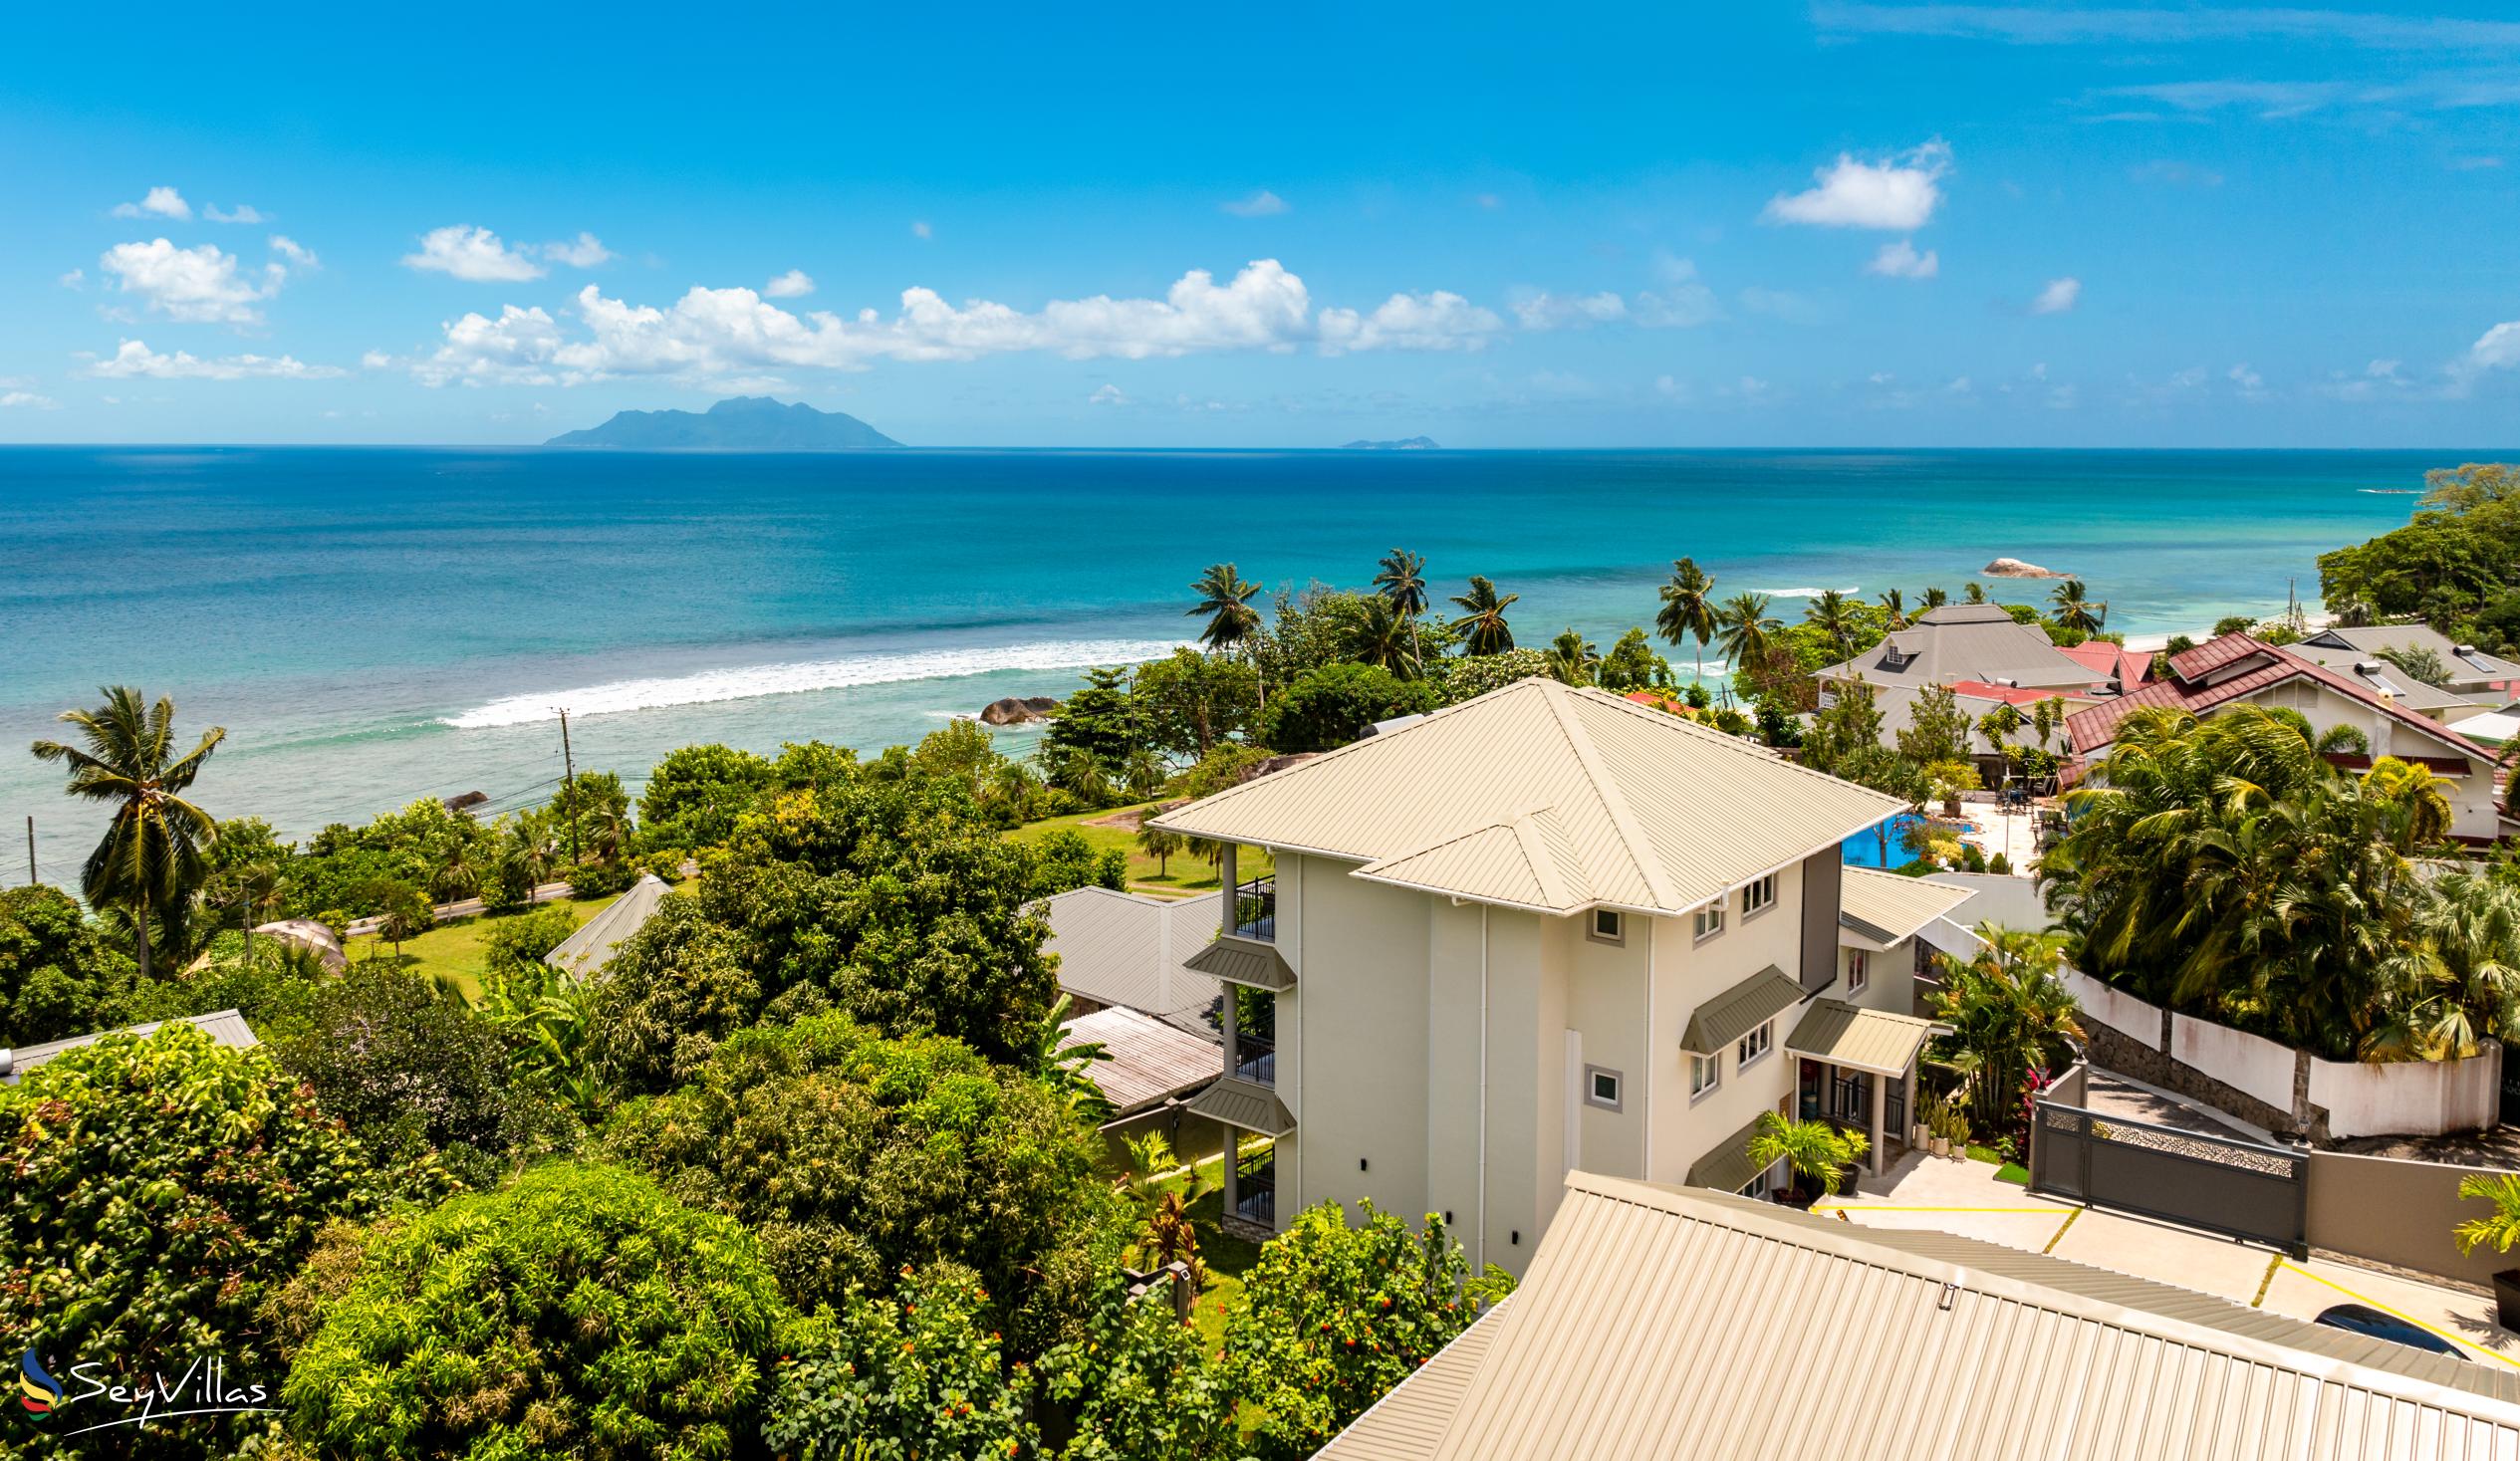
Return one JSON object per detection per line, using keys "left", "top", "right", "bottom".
{"left": 132, "top": 914, "right": 151, "bottom": 981}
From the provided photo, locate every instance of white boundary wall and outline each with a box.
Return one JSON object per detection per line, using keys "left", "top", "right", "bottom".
{"left": 2309, "top": 1042, "right": 2502, "bottom": 1140}
{"left": 2061, "top": 968, "right": 2161, "bottom": 1049}
{"left": 2171, "top": 1014, "right": 2298, "bottom": 1113}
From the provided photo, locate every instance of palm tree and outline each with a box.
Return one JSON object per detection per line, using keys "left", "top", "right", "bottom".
{"left": 2454, "top": 1172, "right": 2520, "bottom": 1259}
{"left": 1349, "top": 595, "right": 1421, "bottom": 679}
{"left": 1449, "top": 575, "right": 1519, "bottom": 656}
{"left": 1374, "top": 549, "right": 1429, "bottom": 662}
{"left": 1920, "top": 586, "right": 1949, "bottom": 611}
{"left": 31, "top": 687, "right": 226, "bottom": 978}
{"left": 1187, "top": 564, "right": 1267, "bottom": 705}
{"left": 1654, "top": 558, "right": 1717, "bottom": 685}
{"left": 1926, "top": 924, "right": 2084, "bottom": 1129}
{"left": 1804, "top": 589, "right": 1861, "bottom": 663}
{"left": 1544, "top": 627, "right": 1601, "bottom": 687}
{"left": 1135, "top": 818, "right": 1185, "bottom": 878}
{"left": 2049, "top": 578, "right": 2108, "bottom": 634}
{"left": 1963, "top": 582, "right": 1987, "bottom": 605}
{"left": 1713, "top": 592, "right": 1780, "bottom": 677}
{"left": 1877, "top": 587, "right": 1907, "bottom": 629}
{"left": 1014, "top": 993, "right": 1114, "bottom": 1120}
{"left": 1743, "top": 1110, "right": 1873, "bottom": 1202}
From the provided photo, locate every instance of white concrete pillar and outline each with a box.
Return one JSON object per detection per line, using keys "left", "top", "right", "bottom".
{"left": 1219, "top": 844, "right": 1238, "bottom": 937}
{"left": 1869, "top": 1071, "right": 1886, "bottom": 1177}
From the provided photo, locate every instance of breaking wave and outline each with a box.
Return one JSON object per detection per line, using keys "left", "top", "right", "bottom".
{"left": 440, "top": 637, "right": 1188, "bottom": 729}
{"left": 1753, "top": 585, "right": 1860, "bottom": 598}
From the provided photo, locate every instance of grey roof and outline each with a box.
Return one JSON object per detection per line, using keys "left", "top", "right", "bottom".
{"left": 1682, "top": 1112, "right": 1772, "bottom": 1193}
{"left": 1034, "top": 885, "right": 1224, "bottom": 1031}
{"left": 1816, "top": 602, "right": 2103, "bottom": 691}
{"left": 1321, "top": 1172, "right": 2520, "bottom": 1460}
{"left": 4, "top": 1009, "right": 258, "bottom": 1085}
{"left": 1183, "top": 934, "right": 1298, "bottom": 991}
{"left": 1058, "top": 1005, "right": 1218, "bottom": 1116}
{"left": 1678, "top": 965, "right": 1800, "bottom": 1055}
{"left": 1787, "top": 999, "right": 1937, "bottom": 1077}
{"left": 1838, "top": 866, "right": 1974, "bottom": 948}
{"left": 252, "top": 917, "right": 347, "bottom": 973}
{"left": 2291, "top": 624, "right": 2520, "bottom": 700}
{"left": 545, "top": 874, "right": 672, "bottom": 977}
{"left": 1184, "top": 1076, "right": 1297, "bottom": 1135}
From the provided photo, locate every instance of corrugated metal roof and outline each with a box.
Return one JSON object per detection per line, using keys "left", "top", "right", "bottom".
{"left": 1183, "top": 935, "right": 1297, "bottom": 991}
{"left": 1149, "top": 680, "right": 1905, "bottom": 917}
{"left": 545, "top": 873, "right": 671, "bottom": 976}
{"left": 1678, "top": 965, "right": 1800, "bottom": 1055}
{"left": 1058, "top": 1005, "right": 1218, "bottom": 1116}
{"left": 4, "top": 1008, "right": 259, "bottom": 1085}
{"left": 1682, "top": 1112, "right": 1772, "bottom": 1193}
{"left": 1184, "top": 1076, "right": 1296, "bottom": 1135}
{"left": 1817, "top": 604, "right": 2105, "bottom": 691}
{"left": 1315, "top": 1300, "right": 1512, "bottom": 1461}
{"left": 1788, "top": 999, "right": 1937, "bottom": 1077}
{"left": 2302, "top": 624, "right": 2520, "bottom": 689}
{"left": 1323, "top": 1172, "right": 2520, "bottom": 1460}
{"left": 1839, "top": 867, "right": 1975, "bottom": 946}
{"left": 2066, "top": 633, "right": 2498, "bottom": 763}
{"left": 1035, "top": 885, "right": 1225, "bottom": 1027}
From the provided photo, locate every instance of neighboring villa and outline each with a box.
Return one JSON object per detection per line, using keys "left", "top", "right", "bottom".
{"left": 3, "top": 1008, "right": 257, "bottom": 1086}
{"left": 1319, "top": 1171, "right": 2520, "bottom": 1460}
{"left": 2063, "top": 631, "right": 2516, "bottom": 843}
{"left": 1034, "top": 884, "right": 1230, "bottom": 1148}
{"left": 1813, "top": 603, "right": 2112, "bottom": 753}
{"left": 1146, "top": 677, "right": 1971, "bottom": 1270}
{"left": 2286, "top": 622, "right": 2520, "bottom": 726}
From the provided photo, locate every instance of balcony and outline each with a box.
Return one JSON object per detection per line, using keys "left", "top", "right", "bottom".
{"left": 1232, "top": 1033, "right": 1276, "bottom": 1087}
{"left": 1233, "top": 875, "right": 1276, "bottom": 941}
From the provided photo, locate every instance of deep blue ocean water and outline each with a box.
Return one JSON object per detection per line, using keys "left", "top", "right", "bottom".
{"left": 0, "top": 445, "right": 2467, "bottom": 874}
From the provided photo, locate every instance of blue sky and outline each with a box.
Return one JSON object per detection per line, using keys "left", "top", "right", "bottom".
{"left": 7, "top": 2, "right": 2520, "bottom": 447}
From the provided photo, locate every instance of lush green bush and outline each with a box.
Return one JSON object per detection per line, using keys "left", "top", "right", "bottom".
{"left": 0, "top": 884, "right": 142, "bottom": 1046}
{"left": 601, "top": 1014, "right": 1124, "bottom": 1356}
{"left": 283, "top": 1161, "right": 806, "bottom": 1461}
{"left": 1259, "top": 662, "right": 1439, "bottom": 753}
{"left": 637, "top": 742, "right": 774, "bottom": 852}
{"left": 1025, "top": 828, "right": 1129, "bottom": 899}
{"left": 585, "top": 897, "right": 763, "bottom": 1094}
{"left": 0, "top": 1024, "right": 386, "bottom": 1459}
{"left": 481, "top": 905, "right": 579, "bottom": 981}
{"left": 564, "top": 855, "right": 636, "bottom": 897}
{"left": 294, "top": 798, "right": 496, "bottom": 919}
{"left": 1132, "top": 646, "right": 1258, "bottom": 758}
{"left": 1223, "top": 1201, "right": 1508, "bottom": 1461}
{"left": 1438, "top": 648, "right": 1550, "bottom": 704}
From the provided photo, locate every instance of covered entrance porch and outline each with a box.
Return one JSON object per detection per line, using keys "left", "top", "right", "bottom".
{"left": 1786, "top": 1000, "right": 1939, "bottom": 1177}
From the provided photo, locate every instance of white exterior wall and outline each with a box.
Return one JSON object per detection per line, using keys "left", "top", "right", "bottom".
{"left": 1646, "top": 860, "right": 1811, "bottom": 1187}
{"left": 2227, "top": 679, "right": 2499, "bottom": 840}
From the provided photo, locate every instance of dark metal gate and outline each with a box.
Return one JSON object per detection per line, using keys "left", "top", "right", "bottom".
{"left": 2030, "top": 1101, "right": 2307, "bottom": 1256}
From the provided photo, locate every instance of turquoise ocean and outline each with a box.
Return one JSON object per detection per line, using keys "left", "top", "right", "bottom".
{"left": 0, "top": 446, "right": 2470, "bottom": 880}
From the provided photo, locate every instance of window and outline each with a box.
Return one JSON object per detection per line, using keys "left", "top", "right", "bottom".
{"left": 1846, "top": 948, "right": 1870, "bottom": 994}
{"left": 1589, "top": 908, "right": 1625, "bottom": 946}
{"left": 1688, "top": 1051, "right": 1720, "bottom": 1098}
{"left": 1736, "top": 1019, "right": 1774, "bottom": 1071}
{"left": 1740, "top": 874, "right": 1777, "bottom": 917}
{"left": 1741, "top": 1163, "right": 1777, "bottom": 1200}
{"left": 1585, "top": 1065, "right": 1624, "bottom": 1111}
{"left": 1692, "top": 902, "right": 1725, "bottom": 940}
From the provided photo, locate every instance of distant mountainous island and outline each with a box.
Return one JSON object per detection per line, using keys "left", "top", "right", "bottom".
{"left": 544, "top": 396, "right": 900, "bottom": 451}
{"left": 1341, "top": 435, "right": 1440, "bottom": 450}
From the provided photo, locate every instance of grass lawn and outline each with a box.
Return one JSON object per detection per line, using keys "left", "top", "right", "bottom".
{"left": 1965, "top": 1143, "right": 2032, "bottom": 1185}
{"left": 345, "top": 890, "right": 625, "bottom": 1002}
{"left": 1121, "top": 1138, "right": 1271, "bottom": 1350}
{"left": 1008, "top": 803, "right": 1274, "bottom": 896}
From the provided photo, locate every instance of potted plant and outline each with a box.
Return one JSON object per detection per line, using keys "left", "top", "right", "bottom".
{"left": 2453, "top": 1172, "right": 2520, "bottom": 1330}
{"left": 1945, "top": 1104, "right": 1972, "bottom": 1160}
{"left": 1744, "top": 1112, "right": 1873, "bottom": 1210}
{"left": 1924, "top": 1103, "right": 1949, "bottom": 1159}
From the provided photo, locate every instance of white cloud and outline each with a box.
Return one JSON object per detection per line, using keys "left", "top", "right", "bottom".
{"left": 86, "top": 339, "right": 345, "bottom": 380}
{"left": 1739, "top": 285, "right": 1822, "bottom": 324}
{"left": 100, "top": 238, "right": 291, "bottom": 326}
{"left": 2468, "top": 320, "right": 2520, "bottom": 370}
{"left": 765, "top": 269, "right": 816, "bottom": 299}
{"left": 387, "top": 260, "right": 1499, "bottom": 385}
{"left": 541, "top": 232, "right": 613, "bottom": 268}
{"left": 112, "top": 186, "right": 190, "bottom": 221}
{"left": 1221, "top": 189, "right": 1289, "bottom": 217}
{"left": 1318, "top": 291, "right": 1503, "bottom": 355}
{"left": 1864, "top": 239, "right": 1939, "bottom": 279}
{"left": 1635, "top": 256, "right": 1721, "bottom": 328}
{"left": 58, "top": 269, "right": 84, "bottom": 290}
{"left": 1511, "top": 291, "right": 1627, "bottom": 331}
{"left": 403, "top": 226, "right": 547, "bottom": 283}
{"left": 1762, "top": 139, "right": 1951, "bottom": 229}
{"left": 204, "top": 202, "right": 266, "bottom": 224}
{"left": 911, "top": 220, "right": 933, "bottom": 240}
{"left": 1089, "top": 383, "right": 1130, "bottom": 405}
{"left": 2369, "top": 359, "right": 2405, "bottom": 380}
{"left": 1, "top": 390, "right": 59, "bottom": 409}
{"left": 2031, "top": 276, "right": 2082, "bottom": 315}
{"left": 268, "top": 235, "right": 318, "bottom": 269}
{"left": 2228, "top": 363, "right": 2268, "bottom": 396}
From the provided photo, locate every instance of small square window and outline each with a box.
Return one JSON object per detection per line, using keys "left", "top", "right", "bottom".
{"left": 1692, "top": 902, "right": 1725, "bottom": 940}
{"left": 1688, "top": 1052, "right": 1720, "bottom": 1098}
{"left": 1589, "top": 909, "right": 1625, "bottom": 946}
{"left": 1736, "top": 1019, "right": 1774, "bottom": 1071}
{"left": 1585, "top": 1065, "right": 1624, "bottom": 1111}
{"left": 1740, "top": 874, "right": 1778, "bottom": 917}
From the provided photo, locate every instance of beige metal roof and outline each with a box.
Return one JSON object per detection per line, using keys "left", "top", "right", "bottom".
{"left": 1316, "top": 1300, "right": 1511, "bottom": 1461}
{"left": 1322, "top": 1171, "right": 2520, "bottom": 1460}
{"left": 1838, "top": 866, "right": 1976, "bottom": 948}
{"left": 1816, "top": 602, "right": 2105, "bottom": 691}
{"left": 1035, "top": 885, "right": 1224, "bottom": 1029}
{"left": 1788, "top": 999, "right": 1937, "bottom": 1077}
{"left": 1678, "top": 965, "right": 1800, "bottom": 1055}
{"left": 4, "top": 1008, "right": 258, "bottom": 1085}
{"left": 1149, "top": 679, "right": 1905, "bottom": 917}
{"left": 545, "top": 873, "right": 672, "bottom": 977}
{"left": 1184, "top": 1076, "right": 1297, "bottom": 1136}
{"left": 1681, "top": 1112, "right": 1772, "bottom": 1194}
{"left": 1183, "top": 935, "right": 1297, "bottom": 991}
{"left": 1058, "top": 1005, "right": 1218, "bottom": 1116}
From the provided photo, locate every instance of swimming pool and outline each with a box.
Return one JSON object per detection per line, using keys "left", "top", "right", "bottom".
{"left": 1842, "top": 813, "right": 1928, "bottom": 868}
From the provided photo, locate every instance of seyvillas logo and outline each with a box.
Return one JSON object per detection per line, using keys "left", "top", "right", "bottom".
{"left": 18, "top": 1348, "right": 61, "bottom": 1416}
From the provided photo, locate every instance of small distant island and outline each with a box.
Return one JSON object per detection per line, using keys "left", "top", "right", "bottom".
{"left": 1341, "top": 435, "right": 1440, "bottom": 451}
{"left": 545, "top": 396, "right": 901, "bottom": 451}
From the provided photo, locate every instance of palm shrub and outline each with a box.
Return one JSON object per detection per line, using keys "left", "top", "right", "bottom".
{"left": 30, "top": 686, "right": 226, "bottom": 978}
{"left": 2454, "top": 1172, "right": 2520, "bottom": 1259}
{"left": 0, "top": 1023, "right": 390, "bottom": 1460}
{"left": 284, "top": 1161, "right": 807, "bottom": 1461}
{"left": 1744, "top": 1110, "right": 1872, "bottom": 1201}
{"left": 1927, "top": 925, "right": 2083, "bottom": 1134}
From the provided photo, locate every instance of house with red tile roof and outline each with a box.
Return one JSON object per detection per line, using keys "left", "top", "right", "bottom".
{"left": 2056, "top": 638, "right": 2152, "bottom": 693}
{"left": 2062, "top": 632, "right": 2515, "bottom": 843}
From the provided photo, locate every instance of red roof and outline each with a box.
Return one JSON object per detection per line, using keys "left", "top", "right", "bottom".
{"left": 2063, "top": 631, "right": 2498, "bottom": 765}
{"left": 1947, "top": 680, "right": 2063, "bottom": 706}
{"left": 2057, "top": 639, "right": 2152, "bottom": 688}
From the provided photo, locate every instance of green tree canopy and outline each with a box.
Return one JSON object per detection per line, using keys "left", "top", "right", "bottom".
{"left": 636, "top": 742, "right": 775, "bottom": 851}
{"left": 1259, "top": 662, "right": 1441, "bottom": 753}
{"left": 0, "top": 884, "right": 141, "bottom": 1046}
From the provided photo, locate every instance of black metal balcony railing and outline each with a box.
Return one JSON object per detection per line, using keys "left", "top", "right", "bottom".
{"left": 1232, "top": 1034, "right": 1276, "bottom": 1087}
{"left": 1233, "top": 875, "right": 1276, "bottom": 941}
{"left": 1234, "top": 1172, "right": 1277, "bottom": 1226}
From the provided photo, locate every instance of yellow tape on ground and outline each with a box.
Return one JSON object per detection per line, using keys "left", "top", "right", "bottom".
{"left": 2274, "top": 1261, "right": 2520, "bottom": 1370}
{"left": 1813, "top": 1205, "right": 2065, "bottom": 1214}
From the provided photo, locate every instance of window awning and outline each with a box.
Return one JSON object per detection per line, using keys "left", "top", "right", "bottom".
{"left": 1685, "top": 1112, "right": 1773, "bottom": 1194}
{"left": 1185, "top": 1076, "right": 1297, "bottom": 1136}
{"left": 1183, "top": 935, "right": 1297, "bottom": 991}
{"left": 1788, "top": 1000, "right": 1939, "bottom": 1078}
{"left": 1680, "top": 965, "right": 1801, "bottom": 1055}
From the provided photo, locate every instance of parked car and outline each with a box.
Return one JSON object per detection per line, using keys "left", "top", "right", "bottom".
{"left": 2312, "top": 1303, "right": 2465, "bottom": 1360}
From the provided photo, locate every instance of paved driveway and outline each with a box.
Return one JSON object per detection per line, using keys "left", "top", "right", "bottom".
{"left": 1822, "top": 1149, "right": 2520, "bottom": 1370}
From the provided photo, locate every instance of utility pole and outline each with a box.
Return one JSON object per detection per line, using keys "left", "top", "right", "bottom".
{"left": 557, "top": 708, "right": 579, "bottom": 865}
{"left": 24, "top": 816, "right": 33, "bottom": 886}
